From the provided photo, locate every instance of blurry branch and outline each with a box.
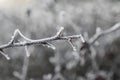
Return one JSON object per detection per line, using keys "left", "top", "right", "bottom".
{"left": 89, "top": 23, "right": 120, "bottom": 44}
{"left": 13, "top": 46, "right": 30, "bottom": 80}
{"left": 86, "top": 23, "right": 120, "bottom": 74}
{"left": 0, "top": 23, "right": 120, "bottom": 60}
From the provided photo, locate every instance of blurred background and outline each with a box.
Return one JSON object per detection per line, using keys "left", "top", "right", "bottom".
{"left": 0, "top": 0, "right": 120, "bottom": 80}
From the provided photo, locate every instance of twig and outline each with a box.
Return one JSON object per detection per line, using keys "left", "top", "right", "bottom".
{"left": 0, "top": 27, "right": 82, "bottom": 50}
{"left": 89, "top": 23, "right": 120, "bottom": 44}
{"left": 0, "top": 23, "right": 120, "bottom": 59}
{"left": 13, "top": 45, "right": 30, "bottom": 80}
{"left": 21, "top": 53, "right": 29, "bottom": 80}
{"left": 0, "top": 50, "right": 10, "bottom": 60}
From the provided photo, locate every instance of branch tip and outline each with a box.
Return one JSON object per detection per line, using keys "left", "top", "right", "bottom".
{"left": 0, "top": 50, "right": 10, "bottom": 60}
{"left": 68, "top": 39, "right": 77, "bottom": 51}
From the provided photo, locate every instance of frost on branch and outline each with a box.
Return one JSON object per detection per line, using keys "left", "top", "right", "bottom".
{"left": 0, "top": 23, "right": 119, "bottom": 61}
{"left": 0, "top": 23, "right": 119, "bottom": 80}
{"left": 0, "top": 49, "right": 10, "bottom": 60}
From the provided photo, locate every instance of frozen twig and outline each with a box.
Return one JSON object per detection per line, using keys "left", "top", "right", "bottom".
{"left": 0, "top": 50, "right": 10, "bottom": 60}
{"left": 67, "top": 39, "right": 77, "bottom": 51}
{"left": 0, "top": 27, "right": 83, "bottom": 60}
{"left": 0, "top": 23, "right": 120, "bottom": 59}
{"left": 0, "top": 27, "right": 82, "bottom": 50}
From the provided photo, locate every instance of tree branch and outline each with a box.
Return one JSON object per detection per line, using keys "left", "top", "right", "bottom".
{"left": 89, "top": 23, "right": 120, "bottom": 44}
{"left": 0, "top": 27, "right": 83, "bottom": 50}
{"left": 0, "top": 23, "right": 120, "bottom": 59}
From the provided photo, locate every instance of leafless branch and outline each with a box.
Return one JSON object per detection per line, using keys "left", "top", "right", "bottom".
{"left": 67, "top": 39, "right": 77, "bottom": 51}
{"left": 0, "top": 50, "right": 10, "bottom": 60}
{"left": 13, "top": 46, "right": 30, "bottom": 80}
{"left": 89, "top": 23, "right": 120, "bottom": 44}
{"left": 0, "top": 23, "right": 120, "bottom": 59}
{"left": 0, "top": 27, "right": 82, "bottom": 50}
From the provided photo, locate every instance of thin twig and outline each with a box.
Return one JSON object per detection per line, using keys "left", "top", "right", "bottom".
{"left": 0, "top": 28, "right": 82, "bottom": 50}
{"left": 89, "top": 23, "right": 120, "bottom": 44}
{"left": 0, "top": 50, "right": 10, "bottom": 60}
{"left": 0, "top": 23, "right": 119, "bottom": 59}
{"left": 21, "top": 53, "right": 29, "bottom": 80}
{"left": 13, "top": 45, "right": 30, "bottom": 80}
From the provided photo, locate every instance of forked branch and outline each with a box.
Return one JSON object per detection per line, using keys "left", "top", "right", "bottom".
{"left": 0, "top": 23, "right": 120, "bottom": 60}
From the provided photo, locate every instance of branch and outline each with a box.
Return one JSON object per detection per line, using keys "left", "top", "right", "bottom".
{"left": 0, "top": 50, "right": 10, "bottom": 60}
{"left": 0, "top": 26, "right": 84, "bottom": 59}
{"left": 89, "top": 23, "right": 120, "bottom": 44}
{"left": 13, "top": 45, "right": 30, "bottom": 80}
{"left": 0, "top": 23, "right": 120, "bottom": 60}
{"left": 0, "top": 27, "right": 82, "bottom": 50}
